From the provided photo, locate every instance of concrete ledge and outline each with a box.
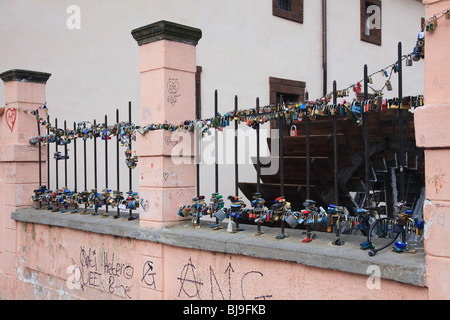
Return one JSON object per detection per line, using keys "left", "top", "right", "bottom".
{"left": 12, "top": 208, "right": 426, "bottom": 287}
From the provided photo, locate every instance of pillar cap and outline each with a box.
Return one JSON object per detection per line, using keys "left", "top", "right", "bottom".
{"left": 131, "top": 20, "right": 202, "bottom": 47}
{"left": 0, "top": 69, "right": 51, "bottom": 84}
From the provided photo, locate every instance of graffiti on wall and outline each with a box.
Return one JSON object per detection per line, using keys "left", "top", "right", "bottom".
{"left": 176, "top": 257, "right": 273, "bottom": 300}
{"left": 167, "top": 78, "right": 181, "bottom": 106}
{"left": 66, "top": 246, "right": 135, "bottom": 299}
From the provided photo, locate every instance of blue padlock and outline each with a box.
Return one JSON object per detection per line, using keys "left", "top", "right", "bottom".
{"left": 360, "top": 241, "right": 374, "bottom": 250}
{"left": 393, "top": 241, "right": 407, "bottom": 253}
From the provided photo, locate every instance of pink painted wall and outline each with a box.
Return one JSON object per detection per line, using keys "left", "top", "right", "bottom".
{"left": 414, "top": 0, "right": 450, "bottom": 300}
{"left": 0, "top": 71, "right": 49, "bottom": 300}
{"left": 136, "top": 36, "right": 198, "bottom": 229}
{"left": 12, "top": 221, "right": 427, "bottom": 300}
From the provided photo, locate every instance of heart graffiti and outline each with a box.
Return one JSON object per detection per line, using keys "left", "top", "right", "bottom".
{"left": 167, "top": 79, "right": 181, "bottom": 106}
{"left": 5, "top": 108, "right": 17, "bottom": 133}
{"left": 165, "top": 135, "right": 182, "bottom": 147}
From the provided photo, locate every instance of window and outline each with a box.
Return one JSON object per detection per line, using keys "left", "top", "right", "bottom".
{"left": 273, "top": 0, "right": 304, "bottom": 24}
{"left": 278, "top": 0, "right": 291, "bottom": 11}
{"left": 361, "top": 0, "right": 382, "bottom": 46}
{"left": 269, "top": 77, "right": 306, "bottom": 129}
{"left": 269, "top": 77, "right": 306, "bottom": 105}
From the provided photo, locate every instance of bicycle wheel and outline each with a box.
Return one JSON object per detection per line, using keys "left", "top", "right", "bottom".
{"left": 367, "top": 217, "right": 400, "bottom": 256}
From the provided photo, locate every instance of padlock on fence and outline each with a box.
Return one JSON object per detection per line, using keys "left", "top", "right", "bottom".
{"left": 285, "top": 211, "right": 301, "bottom": 228}
{"left": 385, "top": 80, "right": 393, "bottom": 91}
{"left": 392, "top": 241, "right": 407, "bottom": 253}
{"left": 290, "top": 125, "right": 298, "bottom": 137}
{"left": 214, "top": 208, "right": 228, "bottom": 222}
{"left": 178, "top": 205, "right": 191, "bottom": 218}
{"left": 360, "top": 241, "right": 375, "bottom": 250}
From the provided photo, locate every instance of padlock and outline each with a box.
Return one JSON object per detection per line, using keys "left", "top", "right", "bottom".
{"left": 285, "top": 212, "right": 299, "bottom": 228}
{"left": 392, "top": 241, "right": 407, "bottom": 253}
{"left": 290, "top": 125, "right": 298, "bottom": 137}
{"left": 393, "top": 222, "right": 403, "bottom": 234}
{"left": 415, "top": 220, "right": 424, "bottom": 236}
{"left": 214, "top": 208, "right": 227, "bottom": 222}
{"left": 446, "top": 9, "right": 450, "bottom": 20}
{"left": 385, "top": 80, "right": 393, "bottom": 91}
{"left": 360, "top": 241, "right": 375, "bottom": 250}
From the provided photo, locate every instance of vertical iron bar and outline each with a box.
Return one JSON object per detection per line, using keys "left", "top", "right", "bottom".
{"left": 398, "top": 42, "right": 405, "bottom": 203}
{"left": 234, "top": 95, "right": 239, "bottom": 196}
{"left": 105, "top": 115, "right": 109, "bottom": 215}
{"left": 47, "top": 115, "right": 50, "bottom": 191}
{"left": 73, "top": 122, "right": 78, "bottom": 213}
{"left": 36, "top": 110, "right": 42, "bottom": 209}
{"left": 215, "top": 90, "right": 219, "bottom": 194}
{"left": 306, "top": 109, "right": 310, "bottom": 200}
{"left": 83, "top": 122, "right": 87, "bottom": 212}
{"left": 333, "top": 80, "right": 339, "bottom": 206}
{"left": 256, "top": 97, "right": 261, "bottom": 194}
{"left": 256, "top": 97, "right": 262, "bottom": 235}
{"left": 195, "top": 82, "right": 201, "bottom": 197}
{"left": 115, "top": 109, "right": 120, "bottom": 219}
{"left": 128, "top": 101, "right": 135, "bottom": 221}
{"left": 277, "top": 96, "right": 286, "bottom": 239}
{"left": 93, "top": 119, "right": 98, "bottom": 215}
{"left": 364, "top": 65, "right": 370, "bottom": 208}
{"left": 64, "top": 120, "right": 68, "bottom": 188}
{"left": 279, "top": 95, "right": 285, "bottom": 198}
{"left": 55, "top": 118, "right": 59, "bottom": 191}
{"left": 94, "top": 119, "right": 98, "bottom": 190}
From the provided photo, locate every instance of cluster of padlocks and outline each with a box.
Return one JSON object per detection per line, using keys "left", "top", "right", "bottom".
{"left": 178, "top": 193, "right": 425, "bottom": 255}
{"left": 29, "top": 121, "right": 139, "bottom": 169}
{"left": 31, "top": 185, "right": 139, "bottom": 218}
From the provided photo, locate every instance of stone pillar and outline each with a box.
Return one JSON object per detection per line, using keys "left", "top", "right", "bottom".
{"left": 414, "top": 0, "right": 450, "bottom": 299}
{"left": 0, "top": 69, "right": 50, "bottom": 299}
{"left": 131, "top": 21, "right": 202, "bottom": 229}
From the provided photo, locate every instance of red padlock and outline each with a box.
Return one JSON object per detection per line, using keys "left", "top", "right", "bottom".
{"left": 290, "top": 125, "right": 298, "bottom": 137}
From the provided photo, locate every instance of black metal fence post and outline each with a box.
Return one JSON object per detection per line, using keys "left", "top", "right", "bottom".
{"left": 114, "top": 109, "right": 121, "bottom": 219}
{"left": 255, "top": 97, "right": 263, "bottom": 236}
{"left": 83, "top": 121, "right": 88, "bottom": 213}
{"left": 215, "top": 90, "right": 219, "bottom": 195}
{"left": 72, "top": 122, "right": 79, "bottom": 213}
{"left": 398, "top": 42, "right": 405, "bottom": 203}
{"left": 256, "top": 97, "right": 261, "bottom": 194}
{"left": 47, "top": 115, "right": 50, "bottom": 192}
{"left": 36, "top": 111, "right": 42, "bottom": 209}
{"left": 93, "top": 119, "right": 98, "bottom": 215}
{"left": 55, "top": 118, "right": 59, "bottom": 191}
{"left": 364, "top": 64, "right": 370, "bottom": 208}
{"left": 104, "top": 114, "right": 109, "bottom": 216}
{"left": 64, "top": 120, "right": 68, "bottom": 189}
{"left": 306, "top": 107, "right": 311, "bottom": 200}
{"left": 128, "top": 101, "right": 136, "bottom": 221}
{"left": 333, "top": 80, "right": 339, "bottom": 206}
{"left": 276, "top": 96, "right": 286, "bottom": 240}
{"left": 234, "top": 95, "right": 239, "bottom": 197}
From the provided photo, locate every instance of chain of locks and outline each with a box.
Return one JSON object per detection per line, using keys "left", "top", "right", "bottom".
{"left": 31, "top": 185, "right": 139, "bottom": 216}
{"left": 178, "top": 193, "right": 425, "bottom": 254}
{"left": 30, "top": 121, "right": 139, "bottom": 169}
{"left": 29, "top": 94, "right": 424, "bottom": 171}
